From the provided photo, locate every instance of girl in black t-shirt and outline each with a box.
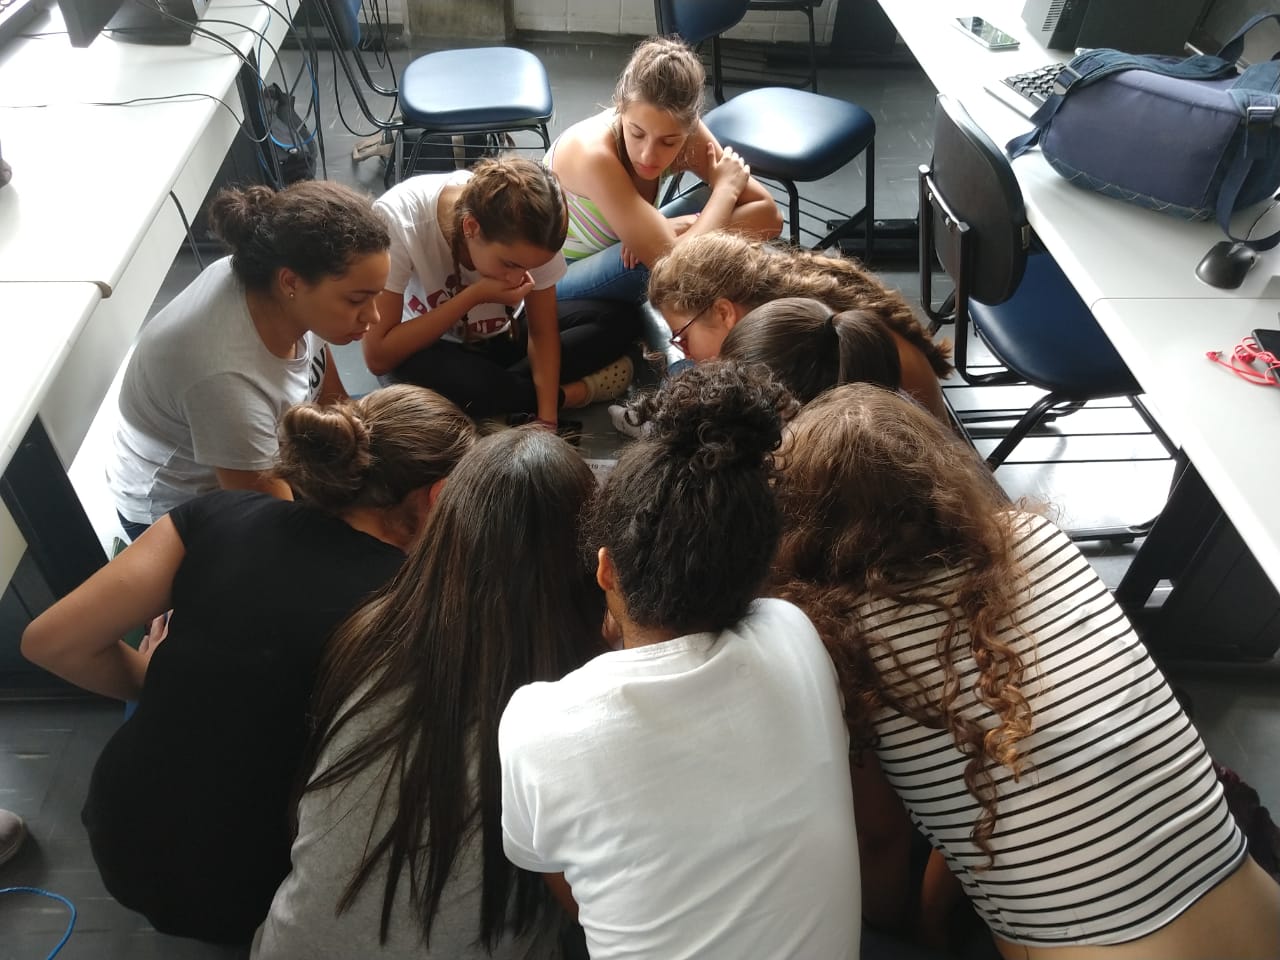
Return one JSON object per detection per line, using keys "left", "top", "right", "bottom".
{"left": 22, "top": 384, "right": 476, "bottom": 945}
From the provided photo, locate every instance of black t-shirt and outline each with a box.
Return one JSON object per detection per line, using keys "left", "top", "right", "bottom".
{"left": 81, "top": 490, "right": 405, "bottom": 944}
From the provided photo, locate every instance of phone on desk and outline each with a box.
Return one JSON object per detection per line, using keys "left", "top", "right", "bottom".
{"left": 1253, "top": 328, "right": 1280, "bottom": 383}
{"left": 955, "top": 16, "right": 1020, "bottom": 50}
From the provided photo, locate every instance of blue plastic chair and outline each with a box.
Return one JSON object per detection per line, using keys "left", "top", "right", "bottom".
{"left": 313, "top": 0, "right": 553, "bottom": 184}
{"left": 654, "top": 0, "right": 875, "bottom": 252}
{"left": 918, "top": 95, "right": 1171, "bottom": 514}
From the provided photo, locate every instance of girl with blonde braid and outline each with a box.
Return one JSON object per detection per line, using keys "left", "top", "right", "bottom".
{"left": 365, "top": 157, "right": 640, "bottom": 426}
{"left": 647, "top": 231, "right": 951, "bottom": 419}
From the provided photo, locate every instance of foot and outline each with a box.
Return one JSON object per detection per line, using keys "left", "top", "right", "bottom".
{"left": 0, "top": 808, "right": 27, "bottom": 868}
{"left": 571, "top": 356, "right": 635, "bottom": 408}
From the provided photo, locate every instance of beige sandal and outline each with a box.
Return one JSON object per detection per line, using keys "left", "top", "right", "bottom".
{"left": 573, "top": 355, "right": 634, "bottom": 407}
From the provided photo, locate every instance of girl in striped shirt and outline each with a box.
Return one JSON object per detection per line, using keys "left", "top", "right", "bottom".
{"left": 772, "top": 383, "right": 1280, "bottom": 960}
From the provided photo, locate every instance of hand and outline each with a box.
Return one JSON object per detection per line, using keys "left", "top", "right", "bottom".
{"left": 668, "top": 214, "right": 699, "bottom": 238}
{"left": 619, "top": 245, "right": 641, "bottom": 270}
{"left": 706, "top": 142, "right": 750, "bottom": 198}
{"left": 472, "top": 273, "right": 536, "bottom": 307}
{"left": 138, "top": 612, "right": 170, "bottom": 658}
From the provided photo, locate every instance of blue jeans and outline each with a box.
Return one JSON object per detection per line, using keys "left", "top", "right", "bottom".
{"left": 556, "top": 184, "right": 710, "bottom": 304}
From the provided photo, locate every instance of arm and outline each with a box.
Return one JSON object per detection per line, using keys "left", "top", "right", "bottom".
{"left": 850, "top": 750, "right": 915, "bottom": 932}
{"left": 317, "top": 346, "right": 347, "bottom": 404}
{"left": 543, "top": 872, "right": 579, "bottom": 922}
{"left": 215, "top": 466, "right": 293, "bottom": 500}
{"left": 523, "top": 286, "right": 562, "bottom": 424}
{"left": 21, "top": 516, "right": 185, "bottom": 700}
{"left": 678, "top": 124, "right": 783, "bottom": 242}
{"left": 892, "top": 334, "right": 948, "bottom": 423}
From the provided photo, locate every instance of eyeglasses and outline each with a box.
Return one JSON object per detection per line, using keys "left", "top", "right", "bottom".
{"left": 667, "top": 307, "right": 708, "bottom": 353}
{"left": 1206, "top": 336, "right": 1280, "bottom": 387}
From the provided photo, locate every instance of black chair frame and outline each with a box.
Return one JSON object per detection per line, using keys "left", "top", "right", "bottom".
{"left": 706, "top": 0, "right": 821, "bottom": 103}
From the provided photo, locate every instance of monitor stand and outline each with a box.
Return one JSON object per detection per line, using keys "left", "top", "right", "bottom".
{"left": 106, "top": 0, "right": 207, "bottom": 45}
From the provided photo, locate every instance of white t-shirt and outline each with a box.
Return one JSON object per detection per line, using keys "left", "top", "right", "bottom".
{"left": 373, "top": 171, "right": 567, "bottom": 344}
{"left": 108, "top": 257, "right": 325, "bottom": 525}
{"left": 252, "top": 690, "right": 559, "bottom": 960}
{"left": 500, "top": 598, "right": 861, "bottom": 960}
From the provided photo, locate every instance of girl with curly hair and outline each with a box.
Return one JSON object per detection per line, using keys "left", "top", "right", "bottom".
{"left": 646, "top": 231, "right": 950, "bottom": 419}
{"left": 772, "top": 383, "right": 1280, "bottom": 960}
{"left": 499, "top": 362, "right": 861, "bottom": 959}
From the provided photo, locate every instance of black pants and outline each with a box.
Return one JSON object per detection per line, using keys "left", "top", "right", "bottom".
{"left": 392, "top": 298, "right": 641, "bottom": 419}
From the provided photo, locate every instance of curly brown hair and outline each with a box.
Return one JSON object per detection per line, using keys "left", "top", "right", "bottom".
{"left": 648, "top": 232, "right": 952, "bottom": 377}
{"left": 771, "top": 383, "right": 1032, "bottom": 863}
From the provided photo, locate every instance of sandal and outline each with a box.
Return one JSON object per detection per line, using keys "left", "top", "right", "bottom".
{"left": 573, "top": 355, "right": 634, "bottom": 407}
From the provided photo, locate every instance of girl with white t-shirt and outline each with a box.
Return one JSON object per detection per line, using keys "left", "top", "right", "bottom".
{"left": 108, "top": 180, "right": 391, "bottom": 538}
{"left": 365, "top": 157, "right": 640, "bottom": 426}
{"left": 499, "top": 362, "right": 862, "bottom": 960}
{"left": 772, "top": 384, "right": 1280, "bottom": 960}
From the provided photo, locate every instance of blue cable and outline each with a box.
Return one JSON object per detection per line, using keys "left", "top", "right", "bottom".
{"left": 256, "top": 0, "right": 320, "bottom": 151}
{"left": 0, "top": 886, "right": 77, "bottom": 959}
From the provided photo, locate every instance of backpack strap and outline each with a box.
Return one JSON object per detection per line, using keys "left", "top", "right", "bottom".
{"left": 1219, "top": 90, "right": 1280, "bottom": 249}
{"left": 1007, "top": 50, "right": 1236, "bottom": 158}
{"left": 1217, "top": 13, "right": 1280, "bottom": 64}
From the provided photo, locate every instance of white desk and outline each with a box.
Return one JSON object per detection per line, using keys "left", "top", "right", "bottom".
{"left": 0, "top": 0, "right": 292, "bottom": 598}
{"left": 878, "top": 0, "right": 1280, "bottom": 603}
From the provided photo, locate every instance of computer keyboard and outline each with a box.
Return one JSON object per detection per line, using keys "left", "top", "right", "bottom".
{"left": 0, "top": 0, "right": 44, "bottom": 49}
{"left": 985, "top": 62, "right": 1067, "bottom": 118}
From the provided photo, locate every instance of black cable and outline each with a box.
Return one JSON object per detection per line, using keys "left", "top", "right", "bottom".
{"left": 168, "top": 189, "right": 207, "bottom": 270}
{"left": 0, "top": 93, "right": 272, "bottom": 146}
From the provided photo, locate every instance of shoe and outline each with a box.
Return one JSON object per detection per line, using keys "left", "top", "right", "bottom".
{"left": 0, "top": 808, "right": 26, "bottom": 868}
{"left": 609, "top": 403, "right": 646, "bottom": 439}
{"left": 578, "top": 355, "right": 634, "bottom": 407}
{"left": 352, "top": 132, "right": 394, "bottom": 163}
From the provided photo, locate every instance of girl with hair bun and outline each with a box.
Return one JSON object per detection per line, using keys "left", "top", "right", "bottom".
{"left": 771, "top": 384, "right": 1280, "bottom": 959}
{"left": 646, "top": 231, "right": 950, "bottom": 419}
{"left": 23, "top": 385, "right": 476, "bottom": 947}
{"left": 365, "top": 156, "right": 641, "bottom": 426}
{"left": 109, "top": 179, "right": 392, "bottom": 540}
{"left": 546, "top": 36, "right": 783, "bottom": 304}
{"left": 499, "top": 362, "right": 862, "bottom": 959}
{"left": 721, "top": 296, "right": 906, "bottom": 407}
{"left": 253, "top": 427, "right": 602, "bottom": 959}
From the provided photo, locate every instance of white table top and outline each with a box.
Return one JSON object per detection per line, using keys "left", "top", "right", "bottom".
{"left": 878, "top": 0, "right": 1280, "bottom": 592}
{"left": 0, "top": 0, "right": 292, "bottom": 292}
{"left": 0, "top": 281, "right": 103, "bottom": 472}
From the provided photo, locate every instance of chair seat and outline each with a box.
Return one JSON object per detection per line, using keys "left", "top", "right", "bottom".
{"left": 972, "top": 254, "right": 1139, "bottom": 397}
{"left": 704, "top": 87, "right": 875, "bottom": 181}
{"left": 400, "top": 48, "right": 553, "bottom": 131}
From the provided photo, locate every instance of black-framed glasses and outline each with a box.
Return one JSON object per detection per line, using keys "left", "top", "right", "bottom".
{"left": 667, "top": 307, "right": 707, "bottom": 352}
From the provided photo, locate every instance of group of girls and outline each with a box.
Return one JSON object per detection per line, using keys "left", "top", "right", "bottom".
{"left": 18, "top": 28, "right": 1280, "bottom": 960}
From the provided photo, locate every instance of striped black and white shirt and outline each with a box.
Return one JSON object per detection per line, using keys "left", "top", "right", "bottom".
{"left": 864, "top": 514, "right": 1245, "bottom": 946}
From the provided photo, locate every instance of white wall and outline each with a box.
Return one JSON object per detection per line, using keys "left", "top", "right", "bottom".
{"left": 515, "top": 0, "right": 842, "bottom": 43}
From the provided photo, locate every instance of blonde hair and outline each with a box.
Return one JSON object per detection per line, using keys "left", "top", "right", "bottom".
{"left": 649, "top": 233, "right": 953, "bottom": 377}
{"left": 614, "top": 36, "right": 705, "bottom": 130}
{"left": 274, "top": 385, "right": 476, "bottom": 513}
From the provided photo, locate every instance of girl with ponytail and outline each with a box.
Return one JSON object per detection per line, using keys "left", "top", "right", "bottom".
{"left": 498, "top": 361, "right": 863, "bottom": 960}
{"left": 23, "top": 385, "right": 476, "bottom": 947}
{"left": 365, "top": 156, "right": 641, "bottom": 426}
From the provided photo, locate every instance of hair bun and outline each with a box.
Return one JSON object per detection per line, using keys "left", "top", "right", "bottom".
{"left": 275, "top": 400, "right": 373, "bottom": 510}
{"left": 631, "top": 360, "right": 796, "bottom": 475}
{"left": 207, "top": 184, "right": 276, "bottom": 250}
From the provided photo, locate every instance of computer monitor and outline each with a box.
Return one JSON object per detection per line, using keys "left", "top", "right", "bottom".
{"left": 1188, "top": 0, "right": 1280, "bottom": 61}
{"left": 57, "top": 0, "right": 208, "bottom": 47}
{"left": 1022, "top": 0, "right": 1206, "bottom": 54}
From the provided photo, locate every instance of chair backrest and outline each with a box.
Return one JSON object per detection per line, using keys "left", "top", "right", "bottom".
{"left": 926, "top": 95, "right": 1029, "bottom": 306}
{"left": 653, "top": 0, "right": 748, "bottom": 44}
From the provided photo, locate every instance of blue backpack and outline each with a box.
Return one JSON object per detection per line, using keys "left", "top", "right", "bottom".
{"left": 1008, "top": 13, "right": 1280, "bottom": 249}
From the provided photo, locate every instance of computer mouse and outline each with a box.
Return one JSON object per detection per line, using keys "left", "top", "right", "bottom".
{"left": 1195, "top": 240, "right": 1258, "bottom": 290}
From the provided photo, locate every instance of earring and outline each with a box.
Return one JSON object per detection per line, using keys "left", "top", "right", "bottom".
{"left": 288, "top": 292, "right": 295, "bottom": 300}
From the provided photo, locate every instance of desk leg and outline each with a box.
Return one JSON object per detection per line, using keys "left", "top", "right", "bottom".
{"left": 0, "top": 418, "right": 107, "bottom": 598}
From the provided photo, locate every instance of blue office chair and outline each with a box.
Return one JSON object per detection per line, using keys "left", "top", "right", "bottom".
{"left": 654, "top": 0, "right": 875, "bottom": 252}
{"left": 312, "top": 0, "right": 553, "bottom": 186}
{"left": 713, "top": 0, "right": 824, "bottom": 99}
{"left": 919, "top": 96, "right": 1171, "bottom": 529}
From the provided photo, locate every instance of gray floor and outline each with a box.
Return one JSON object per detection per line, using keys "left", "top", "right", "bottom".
{"left": 2, "top": 29, "right": 1278, "bottom": 960}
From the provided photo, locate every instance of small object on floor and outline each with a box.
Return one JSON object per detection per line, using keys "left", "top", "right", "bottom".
{"left": 352, "top": 131, "right": 394, "bottom": 163}
{"left": 609, "top": 403, "right": 645, "bottom": 439}
{"left": 578, "top": 355, "right": 634, "bottom": 406}
{"left": 0, "top": 808, "right": 27, "bottom": 868}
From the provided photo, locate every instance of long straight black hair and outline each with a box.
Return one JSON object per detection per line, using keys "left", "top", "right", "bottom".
{"left": 302, "top": 428, "right": 603, "bottom": 948}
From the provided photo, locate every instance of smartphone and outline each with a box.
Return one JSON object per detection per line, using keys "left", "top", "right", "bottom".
{"left": 1252, "top": 327, "right": 1280, "bottom": 382}
{"left": 955, "top": 16, "right": 1020, "bottom": 50}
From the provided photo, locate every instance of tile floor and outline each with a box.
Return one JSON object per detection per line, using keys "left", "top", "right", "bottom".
{"left": 2, "top": 26, "right": 1278, "bottom": 960}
